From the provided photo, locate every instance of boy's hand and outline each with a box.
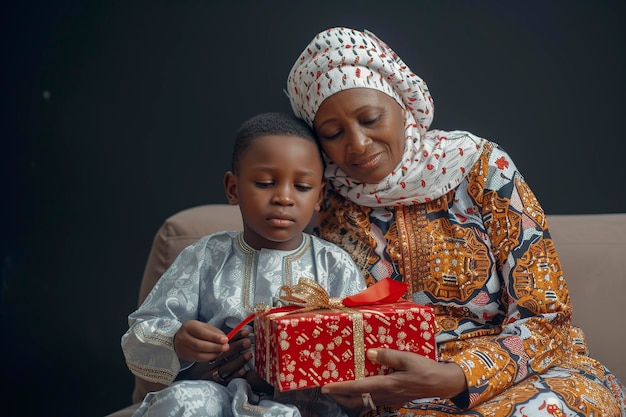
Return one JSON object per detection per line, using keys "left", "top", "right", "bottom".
{"left": 176, "top": 327, "right": 260, "bottom": 387}
{"left": 174, "top": 320, "right": 229, "bottom": 362}
{"left": 244, "top": 369, "right": 274, "bottom": 394}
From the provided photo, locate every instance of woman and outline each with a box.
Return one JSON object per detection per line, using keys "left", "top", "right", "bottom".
{"left": 286, "top": 27, "right": 626, "bottom": 417}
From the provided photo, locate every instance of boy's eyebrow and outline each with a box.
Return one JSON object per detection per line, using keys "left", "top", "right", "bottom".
{"left": 253, "top": 166, "right": 322, "bottom": 176}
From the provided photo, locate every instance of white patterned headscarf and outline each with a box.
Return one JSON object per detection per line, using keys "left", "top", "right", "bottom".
{"left": 287, "top": 27, "right": 486, "bottom": 207}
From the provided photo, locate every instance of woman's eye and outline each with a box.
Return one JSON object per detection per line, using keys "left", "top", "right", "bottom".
{"left": 320, "top": 130, "right": 342, "bottom": 140}
{"left": 361, "top": 115, "right": 380, "bottom": 125}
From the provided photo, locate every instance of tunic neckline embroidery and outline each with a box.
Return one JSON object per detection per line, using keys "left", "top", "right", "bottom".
{"left": 235, "top": 232, "right": 312, "bottom": 310}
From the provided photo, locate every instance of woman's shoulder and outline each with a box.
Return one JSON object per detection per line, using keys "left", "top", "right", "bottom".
{"left": 469, "top": 140, "right": 522, "bottom": 178}
{"left": 463, "top": 138, "right": 527, "bottom": 200}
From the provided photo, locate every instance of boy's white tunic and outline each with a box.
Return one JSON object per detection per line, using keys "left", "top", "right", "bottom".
{"left": 122, "top": 231, "right": 366, "bottom": 417}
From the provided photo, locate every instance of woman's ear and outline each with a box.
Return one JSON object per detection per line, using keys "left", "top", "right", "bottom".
{"left": 223, "top": 171, "right": 239, "bottom": 205}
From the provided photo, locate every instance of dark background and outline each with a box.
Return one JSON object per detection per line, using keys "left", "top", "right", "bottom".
{"left": 1, "top": 1, "right": 624, "bottom": 416}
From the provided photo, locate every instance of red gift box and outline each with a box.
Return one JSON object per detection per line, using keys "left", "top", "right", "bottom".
{"left": 251, "top": 278, "right": 437, "bottom": 392}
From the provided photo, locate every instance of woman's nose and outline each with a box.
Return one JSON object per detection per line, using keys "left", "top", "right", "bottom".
{"left": 345, "top": 126, "right": 369, "bottom": 154}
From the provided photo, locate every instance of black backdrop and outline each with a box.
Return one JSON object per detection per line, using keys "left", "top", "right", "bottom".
{"left": 2, "top": 1, "right": 625, "bottom": 416}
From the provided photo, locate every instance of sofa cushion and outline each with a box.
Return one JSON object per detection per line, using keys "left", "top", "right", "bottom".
{"left": 547, "top": 213, "right": 626, "bottom": 382}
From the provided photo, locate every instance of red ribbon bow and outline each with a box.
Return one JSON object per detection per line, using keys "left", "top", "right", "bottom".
{"left": 227, "top": 277, "right": 408, "bottom": 340}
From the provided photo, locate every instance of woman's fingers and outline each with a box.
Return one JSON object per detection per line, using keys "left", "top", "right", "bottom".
{"left": 365, "top": 348, "right": 424, "bottom": 370}
{"left": 321, "top": 349, "right": 445, "bottom": 408}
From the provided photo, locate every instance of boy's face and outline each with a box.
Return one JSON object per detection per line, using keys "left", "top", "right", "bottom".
{"left": 224, "top": 134, "right": 325, "bottom": 251}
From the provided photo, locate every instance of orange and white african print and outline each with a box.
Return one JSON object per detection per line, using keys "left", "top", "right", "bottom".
{"left": 318, "top": 142, "right": 626, "bottom": 416}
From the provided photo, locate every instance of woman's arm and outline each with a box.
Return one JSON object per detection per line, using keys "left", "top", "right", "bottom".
{"left": 446, "top": 143, "right": 572, "bottom": 407}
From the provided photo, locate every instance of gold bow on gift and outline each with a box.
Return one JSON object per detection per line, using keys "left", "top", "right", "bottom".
{"left": 277, "top": 277, "right": 348, "bottom": 310}
{"left": 227, "top": 277, "right": 409, "bottom": 340}
{"left": 251, "top": 277, "right": 411, "bottom": 384}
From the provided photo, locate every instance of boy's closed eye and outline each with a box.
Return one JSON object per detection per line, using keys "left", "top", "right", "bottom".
{"left": 255, "top": 181, "right": 315, "bottom": 192}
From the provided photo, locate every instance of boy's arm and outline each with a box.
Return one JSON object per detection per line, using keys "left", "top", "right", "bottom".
{"left": 121, "top": 242, "right": 206, "bottom": 385}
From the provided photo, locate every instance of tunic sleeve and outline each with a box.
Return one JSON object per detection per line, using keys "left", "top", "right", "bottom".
{"left": 121, "top": 237, "right": 210, "bottom": 385}
{"left": 449, "top": 143, "right": 572, "bottom": 407}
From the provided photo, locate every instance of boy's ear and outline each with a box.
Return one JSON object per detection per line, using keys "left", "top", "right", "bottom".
{"left": 223, "top": 171, "right": 239, "bottom": 205}
{"left": 314, "top": 180, "right": 327, "bottom": 212}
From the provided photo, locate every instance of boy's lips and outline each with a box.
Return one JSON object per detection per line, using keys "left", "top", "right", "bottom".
{"left": 267, "top": 213, "right": 296, "bottom": 227}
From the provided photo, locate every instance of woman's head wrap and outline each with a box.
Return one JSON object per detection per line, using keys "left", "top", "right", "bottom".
{"left": 286, "top": 27, "right": 485, "bottom": 207}
{"left": 287, "top": 27, "right": 434, "bottom": 135}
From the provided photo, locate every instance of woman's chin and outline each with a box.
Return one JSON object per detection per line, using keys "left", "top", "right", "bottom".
{"left": 347, "top": 161, "right": 396, "bottom": 184}
{"left": 349, "top": 170, "right": 389, "bottom": 185}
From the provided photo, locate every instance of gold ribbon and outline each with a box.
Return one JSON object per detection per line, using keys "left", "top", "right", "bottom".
{"left": 231, "top": 277, "right": 409, "bottom": 386}
{"left": 270, "top": 278, "right": 367, "bottom": 381}
{"left": 229, "top": 277, "right": 408, "bottom": 339}
{"left": 278, "top": 277, "right": 351, "bottom": 310}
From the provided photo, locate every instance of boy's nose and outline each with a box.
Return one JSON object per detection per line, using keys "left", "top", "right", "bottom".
{"left": 271, "top": 185, "right": 295, "bottom": 205}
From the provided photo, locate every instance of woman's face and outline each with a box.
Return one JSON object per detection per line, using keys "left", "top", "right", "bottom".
{"left": 313, "top": 88, "right": 406, "bottom": 184}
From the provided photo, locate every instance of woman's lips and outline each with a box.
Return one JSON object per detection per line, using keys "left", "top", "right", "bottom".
{"left": 352, "top": 153, "right": 382, "bottom": 170}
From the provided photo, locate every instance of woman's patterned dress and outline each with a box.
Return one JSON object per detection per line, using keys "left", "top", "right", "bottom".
{"left": 318, "top": 142, "right": 626, "bottom": 417}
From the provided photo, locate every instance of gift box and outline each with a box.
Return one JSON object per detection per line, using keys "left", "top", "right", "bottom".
{"left": 252, "top": 278, "right": 437, "bottom": 392}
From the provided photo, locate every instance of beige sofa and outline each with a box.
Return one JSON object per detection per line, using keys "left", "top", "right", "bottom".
{"left": 107, "top": 206, "right": 626, "bottom": 416}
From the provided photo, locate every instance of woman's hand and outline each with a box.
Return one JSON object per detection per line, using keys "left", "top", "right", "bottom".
{"left": 321, "top": 348, "right": 467, "bottom": 411}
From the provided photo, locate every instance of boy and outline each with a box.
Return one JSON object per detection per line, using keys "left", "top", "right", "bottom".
{"left": 122, "top": 112, "right": 366, "bottom": 417}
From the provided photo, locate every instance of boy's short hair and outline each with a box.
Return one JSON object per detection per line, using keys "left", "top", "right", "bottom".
{"left": 231, "top": 112, "right": 321, "bottom": 173}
